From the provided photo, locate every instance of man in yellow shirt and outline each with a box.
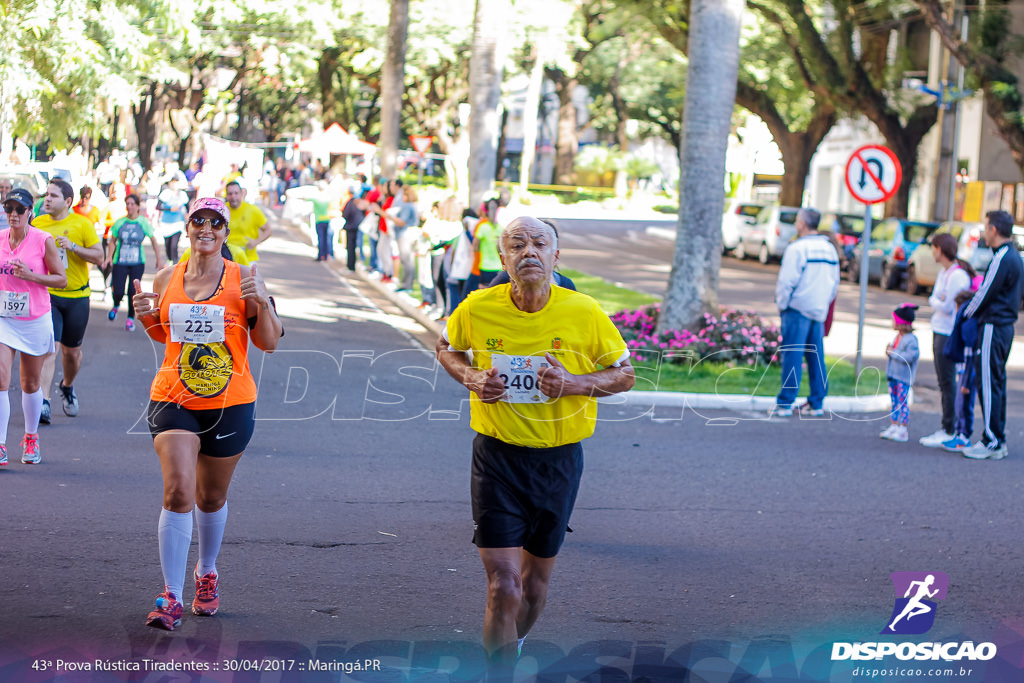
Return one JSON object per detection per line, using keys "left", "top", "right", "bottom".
{"left": 436, "top": 216, "right": 634, "bottom": 676}
{"left": 32, "top": 179, "right": 103, "bottom": 422}
{"left": 224, "top": 181, "right": 270, "bottom": 263}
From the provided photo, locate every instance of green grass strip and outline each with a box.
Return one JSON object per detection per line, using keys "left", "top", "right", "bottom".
{"left": 557, "top": 268, "right": 659, "bottom": 314}
{"left": 556, "top": 267, "right": 881, "bottom": 395}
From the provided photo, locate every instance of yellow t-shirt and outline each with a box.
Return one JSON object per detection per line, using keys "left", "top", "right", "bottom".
{"left": 226, "top": 203, "right": 267, "bottom": 263}
{"left": 32, "top": 213, "right": 100, "bottom": 298}
{"left": 445, "top": 284, "right": 629, "bottom": 448}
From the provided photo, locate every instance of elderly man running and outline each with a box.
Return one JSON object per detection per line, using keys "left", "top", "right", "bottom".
{"left": 436, "top": 216, "right": 634, "bottom": 676}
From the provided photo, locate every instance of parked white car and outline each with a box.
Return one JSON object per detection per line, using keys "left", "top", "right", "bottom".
{"left": 0, "top": 166, "right": 47, "bottom": 198}
{"left": 736, "top": 205, "right": 800, "bottom": 264}
{"left": 721, "top": 200, "right": 765, "bottom": 254}
{"left": 905, "top": 221, "right": 987, "bottom": 295}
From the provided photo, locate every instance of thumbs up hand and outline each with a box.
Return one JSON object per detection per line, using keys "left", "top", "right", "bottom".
{"left": 132, "top": 279, "right": 160, "bottom": 319}
{"left": 240, "top": 263, "right": 269, "bottom": 306}
{"left": 538, "top": 352, "right": 578, "bottom": 399}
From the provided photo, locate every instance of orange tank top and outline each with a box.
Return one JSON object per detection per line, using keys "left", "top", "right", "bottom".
{"left": 149, "top": 259, "right": 258, "bottom": 409}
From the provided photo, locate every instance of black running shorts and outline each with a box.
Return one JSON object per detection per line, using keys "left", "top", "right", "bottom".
{"left": 50, "top": 294, "right": 90, "bottom": 348}
{"left": 470, "top": 433, "right": 584, "bottom": 559}
{"left": 148, "top": 401, "right": 255, "bottom": 458}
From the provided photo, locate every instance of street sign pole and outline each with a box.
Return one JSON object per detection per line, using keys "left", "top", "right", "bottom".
{"left": 855, "top": 208, "right": 873, "bottom": 377}
{"left": 409, "top": 135, "right": 433, "bottom": 188}
{"left": 844, "top": 144, "right": 902, "bottom": 380}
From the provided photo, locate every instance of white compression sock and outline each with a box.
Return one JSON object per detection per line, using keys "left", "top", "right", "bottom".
{"left": 158, "top": 508, "right": 194, "bottom": 599}
{"left": 0, "top": 391, "right": 9, "bottom": 443}
{"left": 195, "top": 503, "right": 228, "bottom": 577}
{"left": 22, "top": 389, "right": 42, "bottom": 434}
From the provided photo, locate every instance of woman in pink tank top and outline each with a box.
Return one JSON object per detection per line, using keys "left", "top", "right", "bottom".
{"left": 0, "top": 188, "right": 66, "bottom": 466}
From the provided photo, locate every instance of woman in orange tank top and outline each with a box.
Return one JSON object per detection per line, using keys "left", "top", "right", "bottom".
{"left": 131, "top": 197, "right": 282, "bottom": 631}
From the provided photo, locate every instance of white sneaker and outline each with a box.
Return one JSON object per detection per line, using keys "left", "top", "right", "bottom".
{"left": 919, "top": 429, "right": 954, "bottom": 448}
{"left": 773, "top": 405, "right": 794, "bottom": 418}
{"left": 962, "top": 441, "right": 1008, "bottom": 460}
{"left": 796, "top": 403, "right": 826, "bottom": 417}
{"left": 880, "top": 424, "right": 898, "bottom": 439}
{"left": 889, "top": 425, "right": 909, "bottom": 442}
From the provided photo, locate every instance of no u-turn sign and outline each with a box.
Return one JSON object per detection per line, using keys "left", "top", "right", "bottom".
{"left": 844, "top": 145, "right": 902, "bottom": 205}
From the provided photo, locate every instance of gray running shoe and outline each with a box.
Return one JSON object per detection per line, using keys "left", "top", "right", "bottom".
{"left": 59, "top": 384, "right": 78, "bottom": 417}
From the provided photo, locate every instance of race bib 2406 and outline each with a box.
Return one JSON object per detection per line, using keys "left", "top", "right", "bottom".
{"left": 490, "top": 354, "right": 549, "bottom": 404}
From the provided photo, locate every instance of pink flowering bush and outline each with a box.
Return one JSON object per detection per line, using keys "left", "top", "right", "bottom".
{"left": 610, "top": 304, "right": 781, "bottom": 366}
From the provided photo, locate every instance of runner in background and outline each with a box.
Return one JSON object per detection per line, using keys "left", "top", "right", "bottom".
{"left": 31, "top": 179, "right": 103, "bottom": 424}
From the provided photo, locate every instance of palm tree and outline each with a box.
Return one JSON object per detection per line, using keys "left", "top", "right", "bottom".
{"left": 657, "top": 0, "right": 746, "bottom": 334}
{"left": 468, "top": 0, "right": 509, "bottom": 208}
{"left": 379, "top": 0, "right": 410, "bottom": 180}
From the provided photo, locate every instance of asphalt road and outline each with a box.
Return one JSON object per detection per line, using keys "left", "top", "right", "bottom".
{"left": 1, "top": 221, "right": 1023, "bottom": 682}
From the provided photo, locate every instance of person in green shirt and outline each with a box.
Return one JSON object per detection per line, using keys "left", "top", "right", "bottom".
{"left": 104, "top": 194, "right": 164, "bottom": 331}
{"left": 464, "top": 195, "right": 502, "bottom": 295}
{"left": 309, "top": 183, "right": 333, "bottom": 262}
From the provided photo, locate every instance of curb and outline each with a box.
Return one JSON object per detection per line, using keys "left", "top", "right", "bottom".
{"left": 281, "top": 214, "right": 889, "bottom": 415}
{"left": 598, "top": 390, "right": 892, "bottom": 413}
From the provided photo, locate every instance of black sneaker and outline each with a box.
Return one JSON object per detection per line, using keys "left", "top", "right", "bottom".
{"left": 40, "top": 399, "right": 51, "bottom": 425}
{"left": 59, "top": 384, "right": 78, "bottom": 417}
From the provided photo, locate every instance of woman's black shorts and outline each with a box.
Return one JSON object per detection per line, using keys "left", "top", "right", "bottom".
{"left": 148, "top": 401, "right": 255, "bottom": 458}
{"left": 470, "top": 433, "right": 584, "bottom": 559}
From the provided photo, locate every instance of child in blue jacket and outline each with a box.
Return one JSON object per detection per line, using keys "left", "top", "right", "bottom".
{"left": 939, "top": 290, "right": 979, "bottom": 452}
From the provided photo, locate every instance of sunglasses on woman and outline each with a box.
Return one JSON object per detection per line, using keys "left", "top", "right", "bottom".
{"left": 3, "top": 204, "right": 29, "bottom": 215}
{"left": 189, "top": 216, "right": 226, "bottom": 230}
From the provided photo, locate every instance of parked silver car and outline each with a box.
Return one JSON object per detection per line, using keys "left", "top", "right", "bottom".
{"left": 721, "top": 200, "right": 766, "bottom": 255}
{"left": 735, "top": 205, "right": 800, "bottom": 264}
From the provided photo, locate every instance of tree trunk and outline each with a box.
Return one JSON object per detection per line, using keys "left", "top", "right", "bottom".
{"left": 132, "top": 83, "right": 160, "bottom": 172}
{"left": 609, "top": 52, "right": 631, "bottom": 196}
{"left": 552, "top": 76, "right": 578, "bottom": 186}
{"left": 776, "top": 118, "right": 835, "bottom": 207}
{"left": 379, "top": 0, "right": 410, "bottom": 179}
{"left": 658, "top": 0, "right": 746, "bottom": 335}
{"left": 735, "top": 80, "right": 835, "bottom": 208}
{"left": 468, "top": 0, "right": 508, "bottom": 208}
{"left": 496, "top": 107, "right": 509, "bottom": 182}
{"left": 319, "top": 47, "right": 342, "bottom": 128}
{"left": 519, "top": 44, "right": 545, "bottom": 193}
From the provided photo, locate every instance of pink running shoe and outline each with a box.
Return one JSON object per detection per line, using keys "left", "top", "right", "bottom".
{"left": 146, "top": 591, "right": 183, "bottom": 630}
{"left": 192, "top": 567, "right": 220, "bottom": 616}
{"left": 20, "top": 434, "right": 39, "bottom": 464}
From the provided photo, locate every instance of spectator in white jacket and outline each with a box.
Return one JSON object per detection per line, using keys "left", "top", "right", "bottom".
{"left": 919, "top": 232, "right": 975, "bottom": 448}
{"left": 773, "top": 208, "right": 840, "bottom": 417}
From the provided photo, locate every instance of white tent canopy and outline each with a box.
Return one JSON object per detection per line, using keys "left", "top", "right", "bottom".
{"left": 298, "top": 123, "right": 376, "bottom": 156}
